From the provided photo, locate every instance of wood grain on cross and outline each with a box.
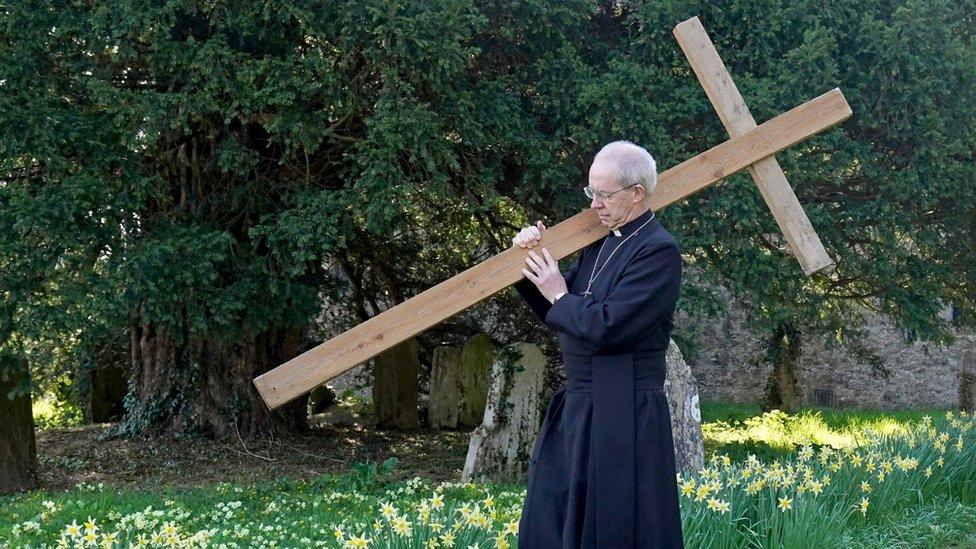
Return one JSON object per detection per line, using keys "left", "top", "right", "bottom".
{"left": 253, "top": 16, "right": 852, "bottom": 410}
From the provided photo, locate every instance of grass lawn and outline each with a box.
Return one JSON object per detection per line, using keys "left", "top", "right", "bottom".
{"left": 3, "top": 402, "right": 976, "bottom": 548}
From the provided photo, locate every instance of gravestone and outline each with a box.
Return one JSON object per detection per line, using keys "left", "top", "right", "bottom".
{"left": 428, "top": 345, "right": 463, "bottom": 428}
{"left": 960, "top": 352, "right": 976, "bottom": 412}
{"left": 307, "top": 384, "right": 338, "bottom": 416}
{"left": 462, "top": 343, "right": 546, "bottom": 482}
{"left": 665, "top": 339, "right": 705, "bottom": 474}
{"left": 372, "top": 338, "right": 420, "bottom": 429}
{"left": 458, "top": 333, "right": 493, "bottom": 427}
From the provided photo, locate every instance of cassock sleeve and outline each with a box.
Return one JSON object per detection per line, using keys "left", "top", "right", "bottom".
{"left": 543, "top": 242, "right": 681, "bottom": 349}
{"left": 513, "top": 250, "right": 584, "bottom": 323}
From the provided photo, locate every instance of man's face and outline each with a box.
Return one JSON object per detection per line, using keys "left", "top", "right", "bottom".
{"left": 587, "top": 158, "right": 641, "bottom": 230}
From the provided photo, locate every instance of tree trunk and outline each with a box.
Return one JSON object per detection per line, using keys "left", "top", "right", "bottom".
{"left": 121, "top": 318, "right": 309, "bottom": 438}
{"left": 762, "top": 322, "right": 801, "bottom": 414}
{"left": 0, "top": 355, "right": 38, "bottom": 494}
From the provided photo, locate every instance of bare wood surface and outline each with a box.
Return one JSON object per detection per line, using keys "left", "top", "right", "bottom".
{"left": 253, "top": 88, "right": 851, "bottom": 409}
{"left": 673, "top": 16, "right": 835, "bottom": 275}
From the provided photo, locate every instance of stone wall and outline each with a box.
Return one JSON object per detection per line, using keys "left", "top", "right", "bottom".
{"left": 682, "top": 297, "right": 974, "bottom": 410}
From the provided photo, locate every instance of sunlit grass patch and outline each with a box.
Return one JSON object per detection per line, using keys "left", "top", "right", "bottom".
{"left": 699, "top": 401, "right": 946, "bottom": 462}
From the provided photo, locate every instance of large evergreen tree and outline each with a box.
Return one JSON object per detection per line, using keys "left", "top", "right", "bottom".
{"left": 1, "top": 0, "right": 972, "bottom": 449}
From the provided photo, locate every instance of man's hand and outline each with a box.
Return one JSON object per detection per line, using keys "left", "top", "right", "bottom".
{"left": 512, "top": 220, "right": 546, "bottom": 248}
{"left": 521, "top": 248, "right": 568, "bottom": 304}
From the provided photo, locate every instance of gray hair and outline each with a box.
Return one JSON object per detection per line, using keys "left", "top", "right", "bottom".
{"left": 593, "top": 140, "right": 657, "bottom": 203}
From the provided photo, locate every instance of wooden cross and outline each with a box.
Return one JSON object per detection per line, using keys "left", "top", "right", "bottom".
{"left": 253, "top": 16, "right": 851, "bottom": 410}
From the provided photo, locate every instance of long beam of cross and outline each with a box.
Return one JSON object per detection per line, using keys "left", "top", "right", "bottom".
{"left": 254, "top": 87, "right": 852, "bottom": 409}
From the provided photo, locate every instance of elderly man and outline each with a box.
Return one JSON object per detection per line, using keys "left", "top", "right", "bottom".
{"left": 512, "top": 141, "right": 685, "bottom": 548}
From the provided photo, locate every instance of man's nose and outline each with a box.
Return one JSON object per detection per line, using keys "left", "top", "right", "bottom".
{"left": 590, "top": 196, "right": 603, "bottom": 209}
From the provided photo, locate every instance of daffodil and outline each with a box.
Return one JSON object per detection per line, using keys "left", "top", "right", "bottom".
{"left": 431, "top": 493, "right": 445, "bottom": 510}
{"left": 694, "top": 485, "right": 710, "bottom": 502}
{"left": 391, "top": 516, "right": 412, "bottom": 536}
{"left": 344, "top": 535, "right": 370, "bottom": 549}
{"left": 64, "top": 520, "right": 81, "bottom": 538}
{"left": 100, "top": 531, "right": 118, "bottom": 548}
{"left": 380, "top": 502, "right": 397, "bottom": 520}
{"left": 777, "top": 497, "right": 792, "bottom": 511}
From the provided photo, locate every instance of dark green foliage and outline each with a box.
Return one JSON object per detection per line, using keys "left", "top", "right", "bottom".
{"left": 346, "top": 456, "right": 399, "bottom": 492}
{"left": 1, "top": 0, "right": 973, "bottom": 433}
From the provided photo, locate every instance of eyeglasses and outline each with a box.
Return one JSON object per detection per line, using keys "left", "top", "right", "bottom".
{"left": 583, "top": 182, "right": 641, "bottom": 201}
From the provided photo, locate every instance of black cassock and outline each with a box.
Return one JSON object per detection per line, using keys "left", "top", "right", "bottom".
{"left": 513, "top": 208, "right": 685, "bottom": 548}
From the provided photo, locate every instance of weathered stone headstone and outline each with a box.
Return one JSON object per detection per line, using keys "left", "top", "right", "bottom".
{"left": 462, "top": 343, "right": 546, "bottom": 482}
{"left": 458, "top": 333, "right": 493, "bottom": 427}
{"left": 665, "top": 339, "right": 705, "bottom": 475}
{"left": 307, "top": 384, "right": 338, "bottom": 416}
{"left": 372, "top": 338, "right": 420, "bottom": 429}
{"left": 959, "top": 349, "right": 976, "bottom": 412}
{"left": 429, "top": 346, "right": 463, "bottom": 429}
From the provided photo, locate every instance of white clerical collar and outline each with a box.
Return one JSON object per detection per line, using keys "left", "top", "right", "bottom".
{"left": 609, "top": 209, "right": 655, "bottom": 238}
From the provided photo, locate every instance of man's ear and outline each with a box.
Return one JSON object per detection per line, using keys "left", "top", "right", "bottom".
{"left": 632, "top": 185, "right": 645, "bottom": 204}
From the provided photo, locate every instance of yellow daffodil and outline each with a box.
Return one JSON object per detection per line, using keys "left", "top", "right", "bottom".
{"left": 100, "top": 531, "right": 118, "bottom": 549}
{"left": 344, "top": 535, "right": 370, "bottom": 549}
{"left": 380, "top": 502, "right": 397, "bottom": 520}
{"left": 391, "top": 516, "right": 412, "bottom": 536}
{"left": 859, "top": 497, "right": 870, "bottom": 516}
{"left": 431, "top": 493, "right": 445, "bottom": 510}
{"left": 777, "top": 497, "right": 792, "bottom": 511}
{"left": 694, "top": 485, "right": 710, "bottom": 502}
